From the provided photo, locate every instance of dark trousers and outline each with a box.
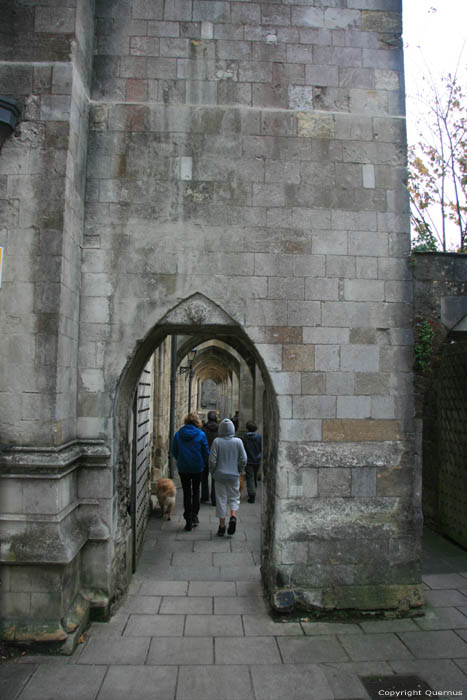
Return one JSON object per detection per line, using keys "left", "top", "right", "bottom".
{"left": 201, "top": 467, "right": 216, "bottom": 505}
{"left": 180, "top": 472, "right": 201, "bottom": 523}
{"left": 245, "top": 462, "right": 260, "bottom": 496}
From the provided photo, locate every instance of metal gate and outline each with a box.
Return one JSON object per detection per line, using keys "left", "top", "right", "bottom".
{"left": 131, "top": 362, "right": 152, "bottom": 571}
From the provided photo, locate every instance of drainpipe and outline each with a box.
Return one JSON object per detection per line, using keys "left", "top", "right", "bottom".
{"left": 168, "top": 335, "right": 177, "bottom": 478}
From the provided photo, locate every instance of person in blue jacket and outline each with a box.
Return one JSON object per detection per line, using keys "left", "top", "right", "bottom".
{"left": 171, "top": 413, "right": 209, "bottom": 531}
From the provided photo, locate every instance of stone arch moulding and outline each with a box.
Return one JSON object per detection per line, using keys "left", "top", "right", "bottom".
{"left": 112, "top": 291, "right": 280, "bottom": 596}
{"left": 115, "top": 292, "right": 272, "bottom": 428}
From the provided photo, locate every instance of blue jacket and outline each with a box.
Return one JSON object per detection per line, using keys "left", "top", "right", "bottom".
{"left": 171, "top": 424, "right": 209, "bottom": 474}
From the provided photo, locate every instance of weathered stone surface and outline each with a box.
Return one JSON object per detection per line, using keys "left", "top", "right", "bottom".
{"left": 0, "top": 0, "right": 419, "bottom": 646}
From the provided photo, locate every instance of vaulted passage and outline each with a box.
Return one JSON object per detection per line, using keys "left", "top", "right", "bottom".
{"left": 115, "top": 299, "right": 279, "bottom": 590}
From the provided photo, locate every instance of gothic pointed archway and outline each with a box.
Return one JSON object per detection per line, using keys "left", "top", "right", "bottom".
{"left": 113, "top": 293, "right": 279, "bottom": 595}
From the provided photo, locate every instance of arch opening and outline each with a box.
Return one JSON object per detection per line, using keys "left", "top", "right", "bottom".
{"left": 113, "top": 305, "right": 279, "bottom": 600}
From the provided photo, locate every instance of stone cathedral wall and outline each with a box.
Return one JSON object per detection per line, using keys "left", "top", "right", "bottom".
{"left": 0, "top": 0, "right": 422, "bottom": 649}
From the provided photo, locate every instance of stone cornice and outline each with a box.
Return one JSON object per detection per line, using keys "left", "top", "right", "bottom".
{"left": 0, "top": 440, "right": 111, "bottom": 477}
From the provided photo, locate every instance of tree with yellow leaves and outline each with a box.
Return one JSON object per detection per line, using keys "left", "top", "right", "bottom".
{"left": 408, "top": 73, "right": 467, "bottom": 252}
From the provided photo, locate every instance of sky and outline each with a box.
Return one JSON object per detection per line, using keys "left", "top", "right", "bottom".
{"left": 402, "top": 0, "right": 467, "bottom": 248}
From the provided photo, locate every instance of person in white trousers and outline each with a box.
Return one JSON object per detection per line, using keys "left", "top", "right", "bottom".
{"left": 208, "top": 419, "right": 247, "bottom": 536}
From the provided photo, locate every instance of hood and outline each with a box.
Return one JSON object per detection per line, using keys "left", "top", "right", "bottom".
{"left": 218, "top": 418, "right": 235, "bottom": 438}
{"left": 179, "top": 424, "right": 200, "bottom": 442}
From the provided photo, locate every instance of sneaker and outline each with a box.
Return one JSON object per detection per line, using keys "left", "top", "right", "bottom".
{"left": 184, "top": 521, "right": 192, "bottom": 531}
{"left": 227, "top": 516, "right": 236, "bottom": 535}
{"left": 192, "top": 515, "right": 199, "bottom": 526}
{"left": 216, "top": 526, "right": 226, "bottom": 537}
{"left": 247, "top": 495, "right": 255, "bottom": 503}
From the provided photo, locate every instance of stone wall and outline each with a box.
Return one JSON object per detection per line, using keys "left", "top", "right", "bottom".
{"left": 412, "top": 252, "right": 467, "bottom": 548}
{"left": 0, "top": 0, "right": 422, "bottom": 650}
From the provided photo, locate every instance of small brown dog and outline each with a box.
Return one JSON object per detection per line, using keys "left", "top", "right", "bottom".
{"left": 154, "top": 478, "right": 176, "bottom": 520}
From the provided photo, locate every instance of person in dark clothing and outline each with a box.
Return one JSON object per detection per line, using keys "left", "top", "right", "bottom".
{"left": 231, "top": 410, "right": 239, "bottom": 431}
{"left": 241, "top": 420, "right": 262, "bottom": 503}
{"left": 171, "top": 412, "right": 209, "bottom": 531}
{"left": 201, "top": 411, "right": 218, "bottom": 505}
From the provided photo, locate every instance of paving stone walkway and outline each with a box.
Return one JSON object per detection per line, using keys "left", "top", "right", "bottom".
{"left": 2, "top": 486, "right": 467, "bottom": 700}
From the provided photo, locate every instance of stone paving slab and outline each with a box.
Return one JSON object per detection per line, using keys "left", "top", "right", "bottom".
{"left": 414, "top": 605, "right": 467, "bottom": 630}
{"left": 96, "top": 666, "right": 177, "bottom": 700}
{"left": 137, "top": 580, "right": 188, "bottom": 595}
{"left": 176, "top": 665, "right": 254, "bottom": 700}
{"left": 215, "top": 637, "right": 281, "bottom": 664}
{"left": 398, "top": 629, "right": 467, "bottom": 659}
{"left": 159, "top": 595, "right": 213, "bottom": 614}
{"left": 321, "top": 660, "right": 394, "bottom": 700}
{"left": 277, "top": 636, "right": 349, "bottom": 664}
{"left": 188, "top": 580, "right": 236, "bottom": 596}
{"left": 337, "top": 632, "right": 413, "bottom": 661}
{"left": 76, "top": 637, "right": 150, "bottom": 665}
{"left": 423, "top": 573, "right": 467, "bottom": 589}
{"left": 242, "top": 613, "right": 304, "bottom": 636}
{"left": 15, "top": 665, "right": 107, "bottom": 700}
{"left": 0, "top": 665, "right": 37, "bottom": 700}
{"left": 214, "top": 595, "right": 268, "bottom": 614}
{"left": 86, "top": 614, "right": 129, "bottom": 637}
{"left": 218, "top": 565, "right": 261, "bottom": 580}
{"left": 358, "top": 618, "right": 419, "bottom": 633}
{"left": 424, "top": 588, "right": 467, "bottom": 606}
{"left": 119, "top": 594, "right": 162, "bottom": 614}
{"left": 184, "top": 614, "right": 244, "bottom": 637}
{"left": 235, "top": 581, "right": 263, "bottom": 596}
{"left": 250, "top": 663, "right": 334, "bottom": 700}
{"left": 146, "top": 636, "right": 213, "bottom": 665}
{"left": 123, "top": 613, "right": 185, "bottom": 637}
{"left": 213, "top": 552, "right": 255, "bottom": 567}
{"left": 302, "top": 621, "right": 362, "bottom": 636}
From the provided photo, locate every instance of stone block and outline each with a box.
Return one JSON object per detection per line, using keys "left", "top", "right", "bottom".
{"left": 291, "top": 7, "right": 325, "bottom": 28}
{"left": 337, "top": 395, "right": 371, "bottom": 419}
{"left": 305, "top": 278, "right": 339, "bottom": 301}
{"left": 355, "top": 372, "right": 389, "bottom": 395}
{"left": 312, "top": 231, "right": 347, "bottom": 255}
{"left": 352, "top": 467, "right": 377, "bottom": 496}
{"left": 287, "top": 300, "right": 321, "bottom": 327}
{"left": 323, "top": 419, "right": 400, "bottom": 441}
{"left": 371, "top": 396, "right": 395, "bottom": 419}
{"left": 282, "top": 345, "right": 314, "bottom": 372}
{"left": 297, "top": 111, "right": 334, "bottom": 138}
{"left": 270, "top": 371, "right": 301, "bottom": 395}
{"left": 281, "top": 419, "right": 322, "bottom": 442}
{"left": 293, "top": 396, "right": 336, "bottom": 419}
{"left": 256, "top": 344, "right": 282, "bottom": 371}
{"left": 315, "top": 345, "right": 340, "bottom": 372}
{"left": 341, "top": 345, "right": 379, "bottom": 372}
{"left": 344, "top": 279, "right": 384, "bottom": 301}
{"left": 318, "top": 468, "right": 351, "bottom": 497}
{"left": 268, "top": 277, "right": 304, "bottom": 301}
{"left": 301, "top": 372, "right": 326, "bottom": 396}
{"left": 35, "top": 6, "right": 76, "bottom": 33}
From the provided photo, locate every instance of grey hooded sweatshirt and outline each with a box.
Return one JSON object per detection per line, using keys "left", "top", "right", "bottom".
{"left": 208, "top": 419, "right": 247, "bottom": 482}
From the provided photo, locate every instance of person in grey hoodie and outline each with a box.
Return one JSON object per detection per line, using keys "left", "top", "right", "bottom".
{"left": 208, "top": 418, "right": 247, "bottom": 536}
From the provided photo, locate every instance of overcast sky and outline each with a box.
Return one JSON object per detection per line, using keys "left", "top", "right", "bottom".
{"left": 401, "top": 1, "right": 466, "bottom": 248}
{"left": 402, "top": 0, "right": 467, "bottom": 141}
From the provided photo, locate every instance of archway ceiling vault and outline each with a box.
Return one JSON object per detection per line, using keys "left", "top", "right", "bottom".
{"left": 176, "top": 333, "right": 256, "bottom": 369}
